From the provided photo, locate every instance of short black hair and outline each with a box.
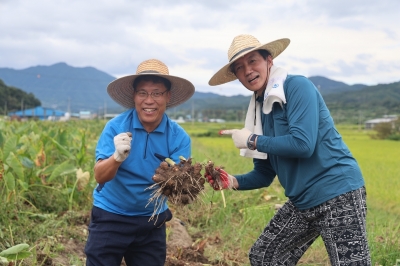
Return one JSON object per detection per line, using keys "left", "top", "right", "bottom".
{"left": 258, "top": 49, "right": 272, "bottom": 59}
{"left": 132, "top": 75, "right": 172, "bottom": 91}
{"left": 229, "top": 49, "right": 272, "bottom": 74}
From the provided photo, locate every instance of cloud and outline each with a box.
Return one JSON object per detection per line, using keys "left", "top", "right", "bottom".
{"left": 0, "top": 0, "right": 399, "bottom": 95}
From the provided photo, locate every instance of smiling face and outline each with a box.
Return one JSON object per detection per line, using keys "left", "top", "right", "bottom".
{"left": 231, "top": 50, "right": 273, "bottom": 95}
{"left": 133, "top": 80, "right": 171, "bottom": 132}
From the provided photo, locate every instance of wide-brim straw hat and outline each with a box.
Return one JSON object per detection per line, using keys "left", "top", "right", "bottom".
{"left": 209, "top": 34, "right": 290, "bottom": 86}
{"left": 107, "top": 59, "right": 195, "bottom": 109}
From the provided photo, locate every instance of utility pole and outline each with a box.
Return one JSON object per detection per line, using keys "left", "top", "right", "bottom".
{"left": 104, "top": 100, "right": 107, "bottom": 120}
{"left": 191, "top": 99, "right": 194, "bottom": 125}
{"left": 21, "top": 99, "right": 24, "bottom": 117}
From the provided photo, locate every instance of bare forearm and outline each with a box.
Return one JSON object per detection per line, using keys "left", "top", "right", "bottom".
{"left": 94, "top": 157, "right": 121, "bottom": 183}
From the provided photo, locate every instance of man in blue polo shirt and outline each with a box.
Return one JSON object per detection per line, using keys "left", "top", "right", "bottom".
{"left": 85, "top": 59, "right": 195, "bottom": 266}
{"left": 206, "top": 34, "right": 371, "bottom": 265}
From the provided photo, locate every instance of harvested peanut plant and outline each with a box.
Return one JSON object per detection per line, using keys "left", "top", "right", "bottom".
{"left": 146, "top": 156, "right": 205, "bottom": 220}
{"left": 204, "top": 160, "right": 228, "bottom": 207}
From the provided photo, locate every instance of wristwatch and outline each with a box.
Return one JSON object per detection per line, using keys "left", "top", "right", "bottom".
{"left": 247, "top": 134, "right": 258, "bottom": 150}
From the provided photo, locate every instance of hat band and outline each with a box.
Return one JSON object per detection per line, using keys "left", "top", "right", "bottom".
{"left": 138, "top": 70, "right": 160, "bottom": 74}
{"left": 229, "top": 46, "right": 255, "bottom": 62}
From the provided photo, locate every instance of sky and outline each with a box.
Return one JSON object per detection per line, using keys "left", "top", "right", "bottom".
{"left": 1, "top": 0, "right": 399, "bottom": 96}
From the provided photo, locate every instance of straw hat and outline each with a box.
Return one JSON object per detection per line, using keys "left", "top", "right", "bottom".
{"left": 107, "top": 59, "right": 195, "bottom": 109}
{"left": 209, "top": 34, "right": 290, "bottom": 86}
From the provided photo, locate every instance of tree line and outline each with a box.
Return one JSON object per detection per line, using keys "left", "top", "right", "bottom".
{"left": 0, "top": 79, "right": 41, "bottom": 115}
{"left": 2, "top": 77, "right": 399, "bottom": 131}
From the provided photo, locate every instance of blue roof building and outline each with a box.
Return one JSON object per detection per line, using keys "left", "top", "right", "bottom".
{"left": 8, "top": 106, "right": 65, "bottom": 120}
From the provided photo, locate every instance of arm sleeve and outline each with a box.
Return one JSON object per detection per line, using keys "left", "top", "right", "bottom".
{"left": 167, "top": 124, "right": 192, "bottom": 164}
{"left": 235, "top": 157, "right": 276, "bottom": 190}
{"left": 257, "top": 76, "right": 319, "bottom": 158}
{"left": 170, "top": 135, "right": 191, "bottom": 164}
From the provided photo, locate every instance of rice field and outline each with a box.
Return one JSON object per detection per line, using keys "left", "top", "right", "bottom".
{"left": 180, "top": 122, "right": 400, "bottom": 265}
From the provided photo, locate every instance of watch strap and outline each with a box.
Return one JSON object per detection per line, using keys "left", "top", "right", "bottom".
{"left": 247, "top": 134, "right": 258, "bottom": 150}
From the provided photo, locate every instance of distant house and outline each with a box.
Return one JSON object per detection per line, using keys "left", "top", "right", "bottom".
{"left": 365, "top": 115, "right": 398, "bottom": 130}
{"left": 104, "top": 113, "right": 119, "bottom": 120}
{"left": 209, "top": 118, "right": 226, "bottom": 123}
{"left": 79, "top": 111, "right": 92, "bottom": 120}
{"left": 172, "top": 116, "right": 186, "bottom": 123}
{"left": 8, "top": 106, "right": 65, "bottom": 120}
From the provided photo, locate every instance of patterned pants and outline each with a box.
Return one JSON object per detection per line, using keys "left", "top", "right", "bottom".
{"left": 249, "top": 187, "right": 371, "bottom": 266}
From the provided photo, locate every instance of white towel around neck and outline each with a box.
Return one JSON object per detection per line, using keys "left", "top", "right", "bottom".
{"left": 239, "top": 65, "right": 288, "bottom": 159}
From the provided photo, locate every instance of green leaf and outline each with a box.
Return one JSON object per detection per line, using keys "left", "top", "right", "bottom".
{"left": 76, "top": 132, "right": 87, "bottom": 167}
{"left": 1, "top": 251, "right": 32, "bottom": 260}
{"left": 17, "top": 179, "right": 29, "bottom": 192}
{"left": 46, "top": 136, "right": 75, "bottom": 160}
{"left": 19, "top": 156, "right": 35, "bottom": 169}
{"left": 36, "top": 164, "right": 58, "bottom": 177}
{"left": 0, "top": 256, "right": 8, "bottom": 263}
{"left": 58, "top": 129, "right": 69, "bottom": 146}
{"left": 4, "top": 172, "right": 15, "bottom": 191}
{"left": 0, "top": 243, "right": 29, "bottom": 256}
{"left": 5, "top": 152, "right": 24, "bottom": 180}
{"left": 2, "top": 135, "right": 17, "bottom": 161}
{"left": 48, "top": 161, "right": 76, "bottom": 182}
{"left": 0, "top": 131, "right": 4, "bottom": 149}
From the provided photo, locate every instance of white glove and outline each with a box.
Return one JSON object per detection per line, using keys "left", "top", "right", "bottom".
{"left": 219, "top": 128, "right": 252, "bottom": 149}
{"left": 113, "top": 132, "right": 132, "bottom": 162}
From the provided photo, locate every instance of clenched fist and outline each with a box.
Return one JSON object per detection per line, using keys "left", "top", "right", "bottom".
{"left": 113, "top": 132, "right": 132, "bottom": 162}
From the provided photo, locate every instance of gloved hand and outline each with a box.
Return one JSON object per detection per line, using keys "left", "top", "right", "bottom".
{"left": 204, "top": 167, "right": 235, "bottom": 190}
{"left": 219, "top": 128, "right": 252, "bottom": 149}
{"left": 113, "top": 132, "right": 132, "bottom": 162}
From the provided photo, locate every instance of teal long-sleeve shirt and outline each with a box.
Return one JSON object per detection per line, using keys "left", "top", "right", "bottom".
{"left": 235, "top": 75, "right": 365, "bottom": 210}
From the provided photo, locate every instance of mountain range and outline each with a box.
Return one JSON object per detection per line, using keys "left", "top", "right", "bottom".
{"left": 0, "top": 63, "right": 399, "bottom": 122}
{"left": 0, "top": 63, "right": 117, "bottom": 112}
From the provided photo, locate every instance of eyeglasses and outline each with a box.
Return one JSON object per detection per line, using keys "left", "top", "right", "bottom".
{"left": 135, "top": 90, "right": 168, "bottom": 99}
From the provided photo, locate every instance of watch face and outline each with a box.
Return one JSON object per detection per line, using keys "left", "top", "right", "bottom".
{"left": 248, "top": 142, "right": 255, "bottom": 150}
{"left": 247, "top": 134, "right": 257, "bottom": 150}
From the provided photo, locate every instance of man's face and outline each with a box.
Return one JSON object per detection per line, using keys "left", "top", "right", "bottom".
{"left": 231, "top": 50, "right": 272, "bottom": 94}
{"left": 134, "top": 80, "right": 171, "bottom": 132}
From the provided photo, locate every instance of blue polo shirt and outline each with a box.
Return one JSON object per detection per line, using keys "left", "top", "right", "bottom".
{"left": 93, "top": 109, "right": 191, "bottom": 216}
{"left": 235, "top": 75, "right": 364, "bottom": 210}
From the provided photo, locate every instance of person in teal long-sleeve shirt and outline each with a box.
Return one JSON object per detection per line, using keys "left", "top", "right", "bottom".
{"left": 206, "top": 34, "right": 371, "bottom": 265}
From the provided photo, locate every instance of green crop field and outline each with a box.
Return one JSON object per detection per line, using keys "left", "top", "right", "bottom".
{"left": 0, "top": 120, "right": 399, "bottom": 265}
{"left": 181, "top": 122, "right": 400, "bottom": 265}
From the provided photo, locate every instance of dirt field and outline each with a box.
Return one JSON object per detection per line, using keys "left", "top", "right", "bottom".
{"left": 33, "top": 212, "right": 234, "bottom": 266}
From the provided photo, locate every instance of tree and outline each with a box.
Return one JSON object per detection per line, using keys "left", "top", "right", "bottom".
{"left": 372, "top": 118, "right": 400, "bottom": 140}
{"left": 0, "top": 79, "right": 41, "bottom": 114}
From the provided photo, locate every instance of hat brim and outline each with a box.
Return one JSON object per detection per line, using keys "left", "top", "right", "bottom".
{"left": 209, "top": 38, "right": 290, "bottom": 86}
{"left": 107, "top": 73, "right": 195, "bottom": 109}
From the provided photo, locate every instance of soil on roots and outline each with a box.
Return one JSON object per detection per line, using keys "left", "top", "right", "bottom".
{"left": 147, "top": 157, "right": 205, "bottom": 218}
